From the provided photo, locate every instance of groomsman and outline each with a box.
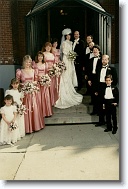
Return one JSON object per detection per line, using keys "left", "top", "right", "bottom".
{"left": 84, "top": 41, "right": 95, "bottom": 78}
{"left": 83, "top": 41, "right": 95, "bottom": 96}
{"left": 73, "top": 31, "right": 85, "bottom": 91}
{"left": 95, "top": 54, "right": 118, "bottom": 126}
{"left": 85, "top": 35, "right": 93, "bottom": 54}
{"left": 87, "top": 45, "right": 102, "bottom": 114}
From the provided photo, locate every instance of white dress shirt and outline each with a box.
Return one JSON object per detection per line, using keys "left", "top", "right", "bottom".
{"left": 100, "top": 67, "right": 107, "bottom": 82}
{"left": 73, "top": 38, "right": 79, "bottom": 50}
{"left": 86, "top": 46, "right": 90, "bottom": 54}
{"left": 92, "top": 57, "right": 98, "bottom": 74}
{"left": 104, "top": 86, "right": 114, "bottom": 99}
{"left": 89, "top": 52, "right": 94, "bottom": 59}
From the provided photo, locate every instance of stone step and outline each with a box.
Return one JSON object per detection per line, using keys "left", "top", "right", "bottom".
{"left": 52, "top": 104, "right": 93, "bottom": 114}
{"left": 45, "top": 113, "right": 98, "bottom": 125}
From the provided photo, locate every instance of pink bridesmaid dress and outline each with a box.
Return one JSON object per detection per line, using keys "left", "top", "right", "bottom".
{"left": 52, "top": 49, "right": 61, "bottom": 97}
{"left": 43, "top": 53, "right": 58, "bottom": 106}
{"left": 16, "top": 69, "right": 45, "bottom": 133}
{"left": 33, "top": 62, "right": 53, "bottom": 117}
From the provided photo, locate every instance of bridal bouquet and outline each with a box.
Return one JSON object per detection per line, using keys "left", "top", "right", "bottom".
{"left": 9, "top": 122, "right": 18, "bottom": 131}
{"left": 21, "top": 81, "right": 40, "bottom": 94}
{"left": 39, "top": 74, "right": 51, "bottom": 87}
{"left": 16, "top": 103, "right": 27, "bottom": 116}
{"left": 68, "top": 51, "right": 77, "bottom": 61}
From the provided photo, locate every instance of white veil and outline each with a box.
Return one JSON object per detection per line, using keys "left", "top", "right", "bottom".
{"left": 60, "top": 28, "right": 72, "bottom": 60}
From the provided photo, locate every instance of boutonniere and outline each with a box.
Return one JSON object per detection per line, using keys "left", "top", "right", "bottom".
{"left": 112, "top": 88, "right": 114, "bottom": 90}
{"left": 107, "top": 67, "right": 111, "bottom": 70}
{"left": 76, "top": 42, "right": 79, "bottom": 44}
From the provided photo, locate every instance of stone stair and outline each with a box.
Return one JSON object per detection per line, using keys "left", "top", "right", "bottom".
{"left": 45, "top": 95, "right": 99, "bottom": 125}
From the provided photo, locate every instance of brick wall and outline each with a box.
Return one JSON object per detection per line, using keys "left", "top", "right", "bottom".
{"left": 0, "top": 0, "right": 14, "bottom": 64}
{"left": 0, "top": 0, "right": 36, "bottom": 65}
{"left": 16, "top": 0, "right": 37, "bottom": 64}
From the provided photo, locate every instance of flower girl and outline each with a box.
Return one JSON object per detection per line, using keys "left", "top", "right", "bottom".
{"left": 0, "top": 95, "right": 20, "bottom": 145}
{"left": 5, "top": 78, "right": 25, "bottom": 138}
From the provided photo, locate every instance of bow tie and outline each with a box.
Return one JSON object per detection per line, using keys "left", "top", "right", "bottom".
{"left": 102, "top": 66, "right": 107, "bottom": 68}
{"left": 106, "top": 85, "right": 111, "bottom": 87}
{"left": 94, "top": 56, "right": 99, "bottom": 58}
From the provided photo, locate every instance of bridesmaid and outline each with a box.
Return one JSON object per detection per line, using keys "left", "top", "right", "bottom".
{"left": 42, "top": 42, "right": 58, "bottom": 106}
{"left": 16, "top": 55, "right": 45, "bottom": 134}
{"left": 33, "top": 51, "right": 53, "bottom": 117}
{"left": 51, "top": 38, "right": 61, "bottom": 95}
{"left": 51, "top": 38, "right": 61, "bottom": 63}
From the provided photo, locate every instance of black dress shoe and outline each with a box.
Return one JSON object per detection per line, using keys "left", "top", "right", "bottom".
{"left": 112, "top": 127, "right": 118, "bottom": 134}
{"left": 95, "top": 122, "right": 104, "bottom": 127}
{"left": 104, "top": 128, "right": 112, "bottom": 132}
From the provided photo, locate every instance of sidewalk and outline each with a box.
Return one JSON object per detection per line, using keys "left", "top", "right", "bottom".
{"left": 0, "top": 123, "right": 119, "bottom": 180}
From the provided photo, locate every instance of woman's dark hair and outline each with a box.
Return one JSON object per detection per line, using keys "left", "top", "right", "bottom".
{"left": 51, "top": 38, "right": 58, "bottom": 44}
{"left": 35, "top": 51, "right": 45, "bottom": 63}
{"left": 64, "top": 33, "right": 71, "bottom": 40}
{"left": 4, "top": 94, "right": 14, "bottom": 105}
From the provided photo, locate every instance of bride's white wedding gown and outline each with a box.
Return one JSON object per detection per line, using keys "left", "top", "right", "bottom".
{"left": 54, "top": 40, "right": 83, "bottom": 109}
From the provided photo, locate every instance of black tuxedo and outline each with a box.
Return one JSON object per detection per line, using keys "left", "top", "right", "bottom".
{"left": 103, "top": 85, "right": 119, "bottom": 104}
{"left": 96, "top": 65, "right": 118, "bottom": 87}
{"left": 84, "top": 52, "right": 93, "bottom": 75}
{"left": 96, "top": 66, "right": 118, "bottom": 124}
{"left": 73, "top": 39, "right": 85, "bottom": 90}
{"left": 84, "top": 52, "right": 93, "bottom": 95}
{"left": 87, "top": 56, "right": 102, "bottom": 113}
{"left": 103, "top": 85, "right": 119, "bottom": 130}
{"left": 88, "top": 57, "right": 102, "bottom": 81}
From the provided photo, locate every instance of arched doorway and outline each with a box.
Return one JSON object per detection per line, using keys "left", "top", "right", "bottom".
{"left": 26, "top": 0, "right": 111, "bottom": 60}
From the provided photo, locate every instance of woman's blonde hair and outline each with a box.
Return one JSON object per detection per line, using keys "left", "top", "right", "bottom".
{"left": 22, "top": 55, "right": 32, "bottom": 69}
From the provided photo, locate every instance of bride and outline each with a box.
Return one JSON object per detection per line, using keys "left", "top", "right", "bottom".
{"left": 54, "top": 28, "right": 83, "bottom": 109}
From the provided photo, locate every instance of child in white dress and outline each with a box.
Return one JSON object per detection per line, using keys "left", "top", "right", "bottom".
{"left": 0, "top": 95, "right": 20, "bottom": 145}
{"left": 5, "top": 78, "right": 25, "bottom": 138}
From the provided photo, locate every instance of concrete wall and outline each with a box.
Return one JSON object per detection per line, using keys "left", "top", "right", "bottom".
{"left": 0, "top": 65, "right": 20, "bottom": 92}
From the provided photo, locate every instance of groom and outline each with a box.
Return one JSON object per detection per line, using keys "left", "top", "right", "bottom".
{"left": 73, "top": 31, "right": 85, "bottom": 91}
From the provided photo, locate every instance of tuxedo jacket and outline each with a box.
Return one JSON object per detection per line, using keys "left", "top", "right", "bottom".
{"left": 103, "top": 85, "right": 119, "bottom": 104}
{"left": 73, "top": 39, "right": 85, "bottom": 67}
{"left": 87, "top": 57, "right": 102, "bottom": 81}
{"left": 84, "top": 52, "right": 93, "bottom": 75}
{"left": 96, "top": 65, "right": 118, "bottom": 86}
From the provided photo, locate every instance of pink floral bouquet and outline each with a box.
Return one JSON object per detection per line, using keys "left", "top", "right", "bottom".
{"left": 39, "top": 74, "right": 51, "bottom": 87}
{"left": 21, "top": 82, "right": 40, "bottom": 94}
